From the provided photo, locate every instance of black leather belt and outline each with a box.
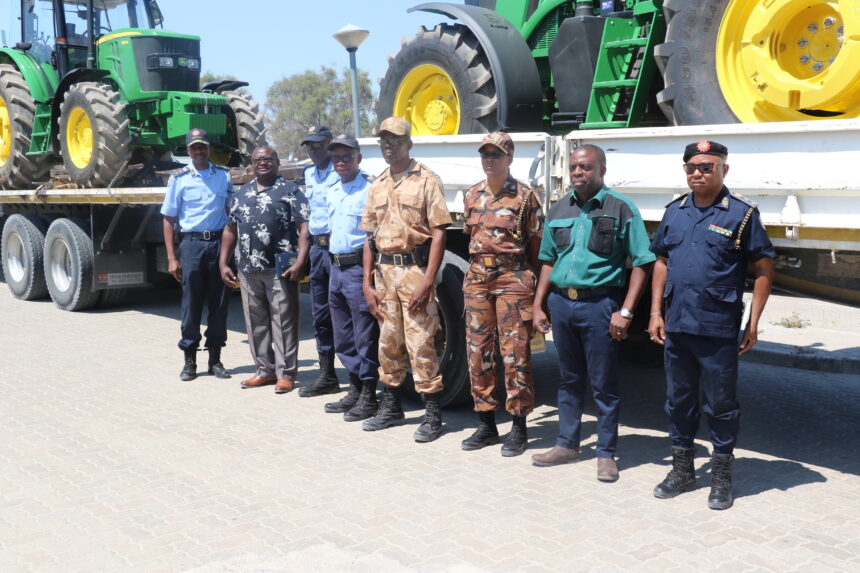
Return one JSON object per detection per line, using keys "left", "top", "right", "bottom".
{"left": 554, "top": 285, "right": 617, "bottom": 301}
{"left": 331, "top": 252, "right": 362, "bottom": 267}
{"left": 377, "top": 252, "right": 416, "bottom": 266}
{"left": 310, "top": 234, "right": 330, "bottom": 248}
{"left": 181, "top": 230, "right": 222, "bottom": 241}
{"left": 470, "top": 253, "right": 525, "bottom": 268}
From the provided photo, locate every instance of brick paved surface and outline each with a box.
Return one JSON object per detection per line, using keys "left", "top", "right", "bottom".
{"left": 0, "top": 286, "right": 858, "bottom": 572}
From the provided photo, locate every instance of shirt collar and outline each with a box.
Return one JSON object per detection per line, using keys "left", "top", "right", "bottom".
{"left": 570, "top": 185, "right": 608, "bottom": 208}
{"left": 683, "top": 186, "right": 730, "bottom": 210}
{"left": 252, "top": 176, "right": 286, "bottom": 192}
{"left": 340, "top": 172, "right": 367, "bottom": 193}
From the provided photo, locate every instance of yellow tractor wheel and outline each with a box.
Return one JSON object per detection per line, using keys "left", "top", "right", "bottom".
{"left": 0, "top": 64, "right": 52, "bottom": 189}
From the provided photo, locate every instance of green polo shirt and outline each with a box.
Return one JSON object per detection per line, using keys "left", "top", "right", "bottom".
{"left": 538, "top": 186, "right": 655, "bottom": 288}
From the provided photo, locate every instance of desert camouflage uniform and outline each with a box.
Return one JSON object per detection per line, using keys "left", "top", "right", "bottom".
{"left": 361, "top": 159, "right": 453, "bottom": 393}
{"left": 463, "top": 174, "right": 543, "bottom": 415}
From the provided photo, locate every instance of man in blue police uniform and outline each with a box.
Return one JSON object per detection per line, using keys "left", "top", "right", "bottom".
{"left": 299, "top": 125, "right": 343, "bottom": 397}
{"left": 320, "top": 134, "right": 381, "bottom": 421}
{"left": 161, "top": 128, "right": 234, "bottom": 381}
{"left": 532, "top": 144, "right": 655, "bottom": 482}
{"left": 649, "top": 140, "right": 775, "bottom": 510}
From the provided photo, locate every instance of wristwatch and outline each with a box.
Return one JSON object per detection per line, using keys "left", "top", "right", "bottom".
{"left": 620, "top": 307, "right": 634, "bottom": 319}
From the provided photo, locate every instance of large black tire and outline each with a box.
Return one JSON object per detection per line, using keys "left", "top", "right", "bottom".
{"left": 58, "top": 82, "right": 132, "bottom": 187}
{"left": 211, "top": 90, "right": 267, "bottom": 167}
{"left": 43, "top": 218, "right": 100, "bottom": 311}
{"left": 0, "top": 64, "right": 52, "bottom": 189}
{"left": 377, "top": 23, "right": 498, "bottom": 136}
{"left": 1, "top": 214, "right": 49, "bottom": 300}
{"left": 96, "top": 287, "right": 127, "bottom": 309}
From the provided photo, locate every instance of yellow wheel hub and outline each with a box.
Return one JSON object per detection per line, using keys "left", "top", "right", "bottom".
{"left": 66, "top": 107, "right": 94, "bottom": 169}
{"left": 717, "top": 0, "right": 860, "bottom": 121}
{"left": 393, "top": 64, "right": 460, "bottom": 135}
{"left": 0, "top": 95, "right": 10, "bottom": 167}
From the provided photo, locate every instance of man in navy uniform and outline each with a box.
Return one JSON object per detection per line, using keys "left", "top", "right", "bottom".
{"left": 321, "top": 134, "right": 381, "bottom": 422}
{"left": 161, "top": 128, "right": 234, "bottom": 381}
{"left": 649, "top": 140, "right": 774, "bottom": 510}
{"left": 299, "top": 125, "right": 343, "bottom": 397}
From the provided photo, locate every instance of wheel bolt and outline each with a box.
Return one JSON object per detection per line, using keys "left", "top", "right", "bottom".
{"left": 800, "top": 54, "right": 810, "bottom": 64}
{"left": 812, "top": 62, "right": 823, "bottom": 72}
{"left": 838, "top": 25, "right": 844, "bottom": 35}
{"left": 823, "top": 17, "right": 834, "bottom": 28}
{"left": 798, "top": 38, "right": 808, "bottom": 48}
{"left": 807, "top": 22, "right": 818, "bottom": 33}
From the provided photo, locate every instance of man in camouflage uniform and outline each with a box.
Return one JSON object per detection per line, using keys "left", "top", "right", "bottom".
{"left": 361, "top": 116, "right": 453, "bottom": 442}
{"left": 459, "top": 132, "right": 543, "bottom": 457}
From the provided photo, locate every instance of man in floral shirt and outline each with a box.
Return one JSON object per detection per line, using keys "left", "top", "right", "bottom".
{"left": 219, "top": 146, "right": 310, "bottom": 394}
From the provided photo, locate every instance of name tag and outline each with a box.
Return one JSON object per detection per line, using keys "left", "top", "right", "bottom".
{"left": 708, "top": 224, "right": 732, "bottom": 237}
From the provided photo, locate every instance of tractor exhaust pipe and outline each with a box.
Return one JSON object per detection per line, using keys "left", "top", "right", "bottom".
{"left": 575, "top": 1, "right": 595, "bottom": 18}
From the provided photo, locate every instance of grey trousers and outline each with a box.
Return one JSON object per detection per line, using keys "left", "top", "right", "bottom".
{"left": 238, "top": 270, "right": 299, "bottom": 379}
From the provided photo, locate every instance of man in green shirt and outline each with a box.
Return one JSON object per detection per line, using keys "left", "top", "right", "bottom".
{"left": 531, "top": 144, "right": 655, "bottom": 482}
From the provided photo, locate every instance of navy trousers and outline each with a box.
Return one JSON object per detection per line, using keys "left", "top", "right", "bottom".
{"left": 309, "top": 244, "right": 335, "bottom": 359}
{"left": 329, "top": 262, "right": 379, "bottom": 382}
{"left": 664, "top": 332, "right": 740, "bottom": 454}
{"left": 548, "top": 290, "right": 621, "bottom": 457}
{"left": 178, "top": 237, "right": 230, "bottom": 350}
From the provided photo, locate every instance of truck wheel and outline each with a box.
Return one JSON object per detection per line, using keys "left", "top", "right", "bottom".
{"left": 59, "top": 82, "right": 132, "bottom": 187}
{"left": 1, "top": 214, "right": 49, "bottom": 300}
{"left": 377, "top": 23, "right": 498, "bottom": 136}
{"left": 43, "top": 218, "right": 100, "bottom": 311}
{"left": 656, "top": 0, "right": 858, "bottom": 125}
{"left": 210, "top": 91, "right": 267, "bottom": 167}
{"left": 0, "top": 64, "right": 52, "bottom": 189}
{"left": 97, "top": 287, "right": 127, "bottom": 309}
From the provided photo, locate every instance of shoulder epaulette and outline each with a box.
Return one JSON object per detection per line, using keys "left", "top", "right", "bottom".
{"left": 213, "top": 164, "right": 230, "bottom": 172}
{"left": 729, "top": 191, "right": 757, "bottom": 208}
{"left": 665, "top": 192, "right": 689, "bottom": 208}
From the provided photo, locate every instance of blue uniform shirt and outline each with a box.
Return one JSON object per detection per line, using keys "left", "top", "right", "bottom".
{"left": 328, "top": 172, "right": 371, "bottom": 255}
{"left": 650, "top": 186, "right": 775, "bottom": 338}
{"left": 160, "top": 163, "right": 233, "bottom": 232}
{"left": 304, "top": 161, "right": 339, "bottom": 235}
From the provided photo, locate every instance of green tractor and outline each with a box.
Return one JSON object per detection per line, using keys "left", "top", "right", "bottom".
{"left": 0, "top": 0, "right": 265, "bottom": 189}
{"left": 378, "top": 0, "right": 859, "bottom": 135}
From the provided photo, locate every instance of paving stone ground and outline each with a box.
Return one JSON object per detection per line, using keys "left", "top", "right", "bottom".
{"left": 0, "top": 285, "right": 858, "bottom": 572}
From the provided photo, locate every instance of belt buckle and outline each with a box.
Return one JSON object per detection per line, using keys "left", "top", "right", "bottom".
{"left": 202, "top": 230, "right": 212, "bottom": 241}
{"left": 332, "top": 253, "right": 341, "bottom": 266}
{"left": 393, "top": 253, "right": 404, "bottom": 266}
{"left": 319, "top": 236, "right": 329, "bottom": 247}
{"left": 482, "top": 255, "right": 496, "bottom": 267}
{"left": 567, "top": 288, "right": 579, "bottom": 300}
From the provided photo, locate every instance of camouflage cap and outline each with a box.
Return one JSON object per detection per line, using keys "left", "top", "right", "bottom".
{"left": 683, "top": 140, "right": 728, "bottom": 162}
{"left": 478, "top": 131, "right": 514, "bottom": 156}
{"left": 327, "top": 133, "right": 360, "bottom": 151}
{"left": 185, "top": 128, "right": 209, "bottom": 146}
{"left": 375, "top": 116, "right": 411, "bottom": 137}
{"left": 300, "top": 125, "right": 334, "bottom": 145}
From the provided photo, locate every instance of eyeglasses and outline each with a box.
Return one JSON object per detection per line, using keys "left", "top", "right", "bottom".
{"left": 378, "top": 136, "right": 407, "bottom": 147}
{"left": 304, "top": 142, "right": 326, "bottom": 151}
{"left": 331, "top": 154, "right": 356, "bottom": 164}
{"left": 683, "top": 162, "right": 725, "bottom": 175}
{"left": 480, "top": 150, "right": 505, "bottom": 160}
{"left": 251, "top": 157, "right": 276, "bottom": 164}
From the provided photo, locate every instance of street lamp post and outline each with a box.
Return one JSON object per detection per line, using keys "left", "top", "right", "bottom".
{"left": 333, "top": 24, "right": 369, "bottom": 138}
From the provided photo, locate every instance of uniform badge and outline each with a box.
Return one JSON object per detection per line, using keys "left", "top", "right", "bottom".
{"left": 708, "top": 224, "right": 732, "bottom": 237}
{"left": 697, "top": 140, "right": 711, "bottom": 153}
{"left": 721, "top": 196, "right": 729, "bottom": 208}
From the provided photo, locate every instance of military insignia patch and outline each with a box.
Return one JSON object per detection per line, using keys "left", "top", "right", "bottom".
{"left": 697, "top": 140, "right": 711, "bottom": 153}
{"left": 708, "top": 224, "right": 732, "bottom": 237}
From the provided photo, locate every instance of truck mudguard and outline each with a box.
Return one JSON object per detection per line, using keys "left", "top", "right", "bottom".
{"left": 409, "top": 2, "right": 543, "bottom": 132}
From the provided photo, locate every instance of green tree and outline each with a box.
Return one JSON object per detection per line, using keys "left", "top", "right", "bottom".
{"left": 266, "top": 66, "right": 376, "bottom": 161}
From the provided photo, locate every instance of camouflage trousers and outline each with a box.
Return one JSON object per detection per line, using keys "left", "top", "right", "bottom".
{"left": 374, "top": 263, "right": 443, "bottom": 394}
{"left": 463, "top": 263, "right": 536, "bottom": 416}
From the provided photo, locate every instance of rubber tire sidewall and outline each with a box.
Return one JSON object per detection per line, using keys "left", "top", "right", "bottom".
{"left": 1, "top": 214, "right": 49, "bottom": 300}
{"left": 0, "top": 64, "right": 52, "bottom": 189}
{"left": 43, "top": 218, "right": 99, "bottom": 311}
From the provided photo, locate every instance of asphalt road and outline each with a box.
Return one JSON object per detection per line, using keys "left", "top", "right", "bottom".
{"left": 1, "top": 285, "right": 858, "bottom": 572}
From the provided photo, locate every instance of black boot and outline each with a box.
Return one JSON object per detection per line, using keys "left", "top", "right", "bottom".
{"left": 206, "top": 347, "right": 231, "bottom": 379}
{"left": 413, "top": 393, "right": 443, "bottom": 443}
{"left": 300, "top": 354, "right": 341, "bottom": 397}
{"left": 708, "top": 453, "right": 735, "bottom": 510}
{"left": 501, "top": 415, "right": 528, "bottom": 457}
{"left": 461, "top": 411, "right": 501, "bottom": 451}
{"left": 362, "top": 386, "right": 405, "bottom": 431}
{"left": 653, "top": 447, "right": 697, "bottom": 499}
{"left": 343, "top": 378, "right": 379, "bottom": 422}
{"left": 325, "top": 373, "right": 362, "bottom": 414}
{"left": 180, "top": 348, "right": 197, "bottom": 381}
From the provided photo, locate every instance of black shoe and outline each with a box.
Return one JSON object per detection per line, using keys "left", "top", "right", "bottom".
{"left": 362, "top": 386, "right": 405, "bottom": 431}
{"left": 413, "top": 393, "right": 443, "bottom": 443}
{"left": 300, "top": 355, "right": 340, "bottom": 397}
{"left": 325, "top": 373, "right": 362, "bottom": 414}
{"left": 501, "top": 416, "right": 528, "bottom": 457}
{"left": 343, "top": 379, "right": 379, "bottom": 422}
{"left": 206, "top": 347, "right": 231, "bottom": 379}
{"left": 708, "top": 453, "right": 735, "bottom": 510}
{"left": 461, "top": 411, "right": 500, "bottom": 451}
{"left": 180, "top": 348, "right": 197, "bottom": 381}
{"left": 654, "top": 447, "right": 697, "bottom": 499}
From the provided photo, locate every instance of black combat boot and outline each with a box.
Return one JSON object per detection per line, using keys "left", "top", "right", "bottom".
{"left": 501, "top": 415, "right": 528, "bottom": 457}
{"left": 325, "top": 373, "right": 362, "bottom": 414}
{"left": 413, "top": 392, "right": 443, "bottom": 443}
{"left": 708, "top": 453, "right": 735, "bottom": 510}
{"left": 206, "top": 347, "right": 231, "bottom": 379}
{"left": 299, "top": 354, "right": 341, "bottom": 397}
{"left": 362, "top": 386, "right": 405, "bottom": 431}
{"left": 180, "top": 348, "right": 197, "bottom": 381}
{"left": 653, "top": 447, "right": 697, "bottom": 499}
{"left": 343, "top": 378, "right": 379, "bottom": 422}
{"left": 461, "top": 411, "right": 500, "bottom": 451}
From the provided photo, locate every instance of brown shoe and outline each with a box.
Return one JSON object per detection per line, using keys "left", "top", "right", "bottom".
{"left": 274, "top": 378, "right": 294, "bottom": 394}
{"left": 597, "top": 457, "right": 619, "bottom": 482}
{"left": 240, "top": 375, "right": 276, "bottom": 389}
{"left": 532, "top": 445, "right": 580, "bottom": 467}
